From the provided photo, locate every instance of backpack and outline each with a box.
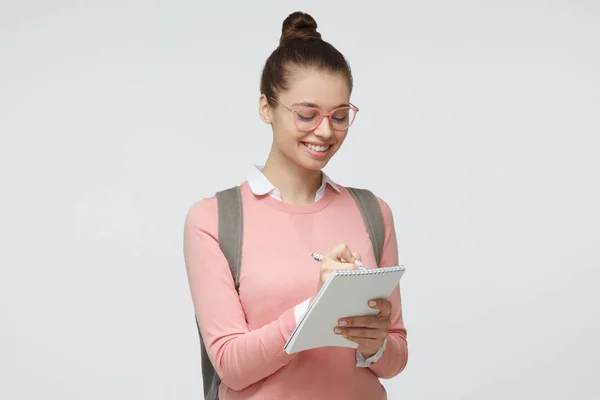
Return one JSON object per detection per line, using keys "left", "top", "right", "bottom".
{"left": 195, "top": 185, "right": 386, "bottom": 400}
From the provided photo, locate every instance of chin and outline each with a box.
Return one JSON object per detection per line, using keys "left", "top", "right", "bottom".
{"left": 300, "top": 159, "right": 329, "bottom": 171}
{"left": 297, "top": 151, "right": 334, "bottom": 171}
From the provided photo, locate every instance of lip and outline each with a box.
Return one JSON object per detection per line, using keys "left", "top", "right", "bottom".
{"left": 302, "top": 142, "right": 331, "bottom": 158}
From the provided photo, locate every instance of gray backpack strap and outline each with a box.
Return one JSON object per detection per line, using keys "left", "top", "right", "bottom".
{"left": 216, "top": 186, "right": 244, "bottom": 290}
{"left": 197, "top": 320, "right": 220, "bottom": 400}
{"left": 197, "top": 186, "right": 244, "bottom": 400}
{"left": 346, "top": 187, "right": 385, "bottom": 266}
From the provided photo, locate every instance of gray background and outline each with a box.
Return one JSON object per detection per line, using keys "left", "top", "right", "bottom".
{"left": 1, "top": 1, "right": 599, "bottom": 399}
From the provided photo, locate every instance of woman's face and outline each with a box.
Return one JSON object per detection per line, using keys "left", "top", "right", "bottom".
{"left": 261, "top": 68, "right": 352, "bottom": 172}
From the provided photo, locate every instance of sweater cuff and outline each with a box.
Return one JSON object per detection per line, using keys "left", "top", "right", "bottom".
{"left": 261, "top": 306, "right": 298, "bottom": 359}
{"left": 367, "top": 335, "right": 408, "bottom": 378}
{"left": 356, "top": 338, "right": 387, "bottom": 367}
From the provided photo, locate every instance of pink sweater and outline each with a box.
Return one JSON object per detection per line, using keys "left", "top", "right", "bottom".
{"left": 183, "top": 182, "right": 408, "bottom": 399}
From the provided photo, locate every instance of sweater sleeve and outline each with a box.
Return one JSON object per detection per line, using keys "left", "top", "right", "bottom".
{"left": 183, "top": 197, "right": 299, "bottom": 391}
{"left": 367, "top": 197, "right": 409, "bottom": 379}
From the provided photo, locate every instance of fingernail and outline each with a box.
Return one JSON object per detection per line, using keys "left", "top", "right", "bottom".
{"left": 354, "top": 260, "right": 364, "bottom": 268}
{"left": 338, "top": 320, "right": 347, "bottom": 326}
{"left": 334, "top": 327, "right": 342, "bottom": 334}
{"left": 369, "top": 300, "right": 377, "bottom": 307}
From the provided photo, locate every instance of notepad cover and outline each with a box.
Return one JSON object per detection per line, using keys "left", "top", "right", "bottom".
{"left": 284, "top": 265, "right": 405, "bottom": 354}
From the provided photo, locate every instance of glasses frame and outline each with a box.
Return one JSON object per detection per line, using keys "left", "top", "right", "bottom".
{"left": 270, "top": 97, "right": 359, "bottom": 132}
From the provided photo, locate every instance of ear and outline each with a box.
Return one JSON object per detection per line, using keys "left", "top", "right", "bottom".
{"left": 258, "top": 94, "right": 272, "bottom": 124}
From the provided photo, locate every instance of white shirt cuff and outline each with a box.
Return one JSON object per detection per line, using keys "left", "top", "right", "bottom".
{"left": 356, "top": 338, "right": 387, "bottom": 367}
{"left": 294, "top": 298, "right": 311, "bottom": 325}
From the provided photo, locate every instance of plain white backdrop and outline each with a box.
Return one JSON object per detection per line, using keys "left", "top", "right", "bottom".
{"left": 1, "top": 1, "right": 599, "bottom": 399}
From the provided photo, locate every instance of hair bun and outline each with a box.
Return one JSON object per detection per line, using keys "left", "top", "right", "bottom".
{"left": 280, "top": 11, "right": 322, "bottom": 45}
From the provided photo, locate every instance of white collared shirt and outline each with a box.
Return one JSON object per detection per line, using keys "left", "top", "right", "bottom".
{"left": 245, "top": 164, "right": 386, "bottom": 367}
{"left": 246, "top": 164, "right": 341, "bottom": 201}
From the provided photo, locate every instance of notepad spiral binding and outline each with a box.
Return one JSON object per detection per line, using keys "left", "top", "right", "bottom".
{"left": 334, "top": 265, "right": 405, "bottom": 276}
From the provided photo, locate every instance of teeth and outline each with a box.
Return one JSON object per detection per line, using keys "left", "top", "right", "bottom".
{"left": 304, "top": 143, "right": 330, "bottom": 152}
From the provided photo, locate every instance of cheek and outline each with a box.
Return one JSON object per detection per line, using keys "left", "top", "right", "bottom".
{"left": 272, "top": 126, "right": 305, "bottom": 155}
{"left": 273, "top": 119, "right": 304, "bottom": 143}
{"left": 334, "top": 131, "right": 349, "bottom": 146}
{"left": 273, "top": 113, "right": 299, "bottom": 137}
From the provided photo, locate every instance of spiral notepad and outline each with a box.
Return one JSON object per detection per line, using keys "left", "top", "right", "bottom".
{"left": 284, "top": 265, "right": 406, "bottom": 354}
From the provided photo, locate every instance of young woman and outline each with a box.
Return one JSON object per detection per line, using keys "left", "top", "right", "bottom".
{"left": 184, "top": 11, "right": 408, "bottom": 400}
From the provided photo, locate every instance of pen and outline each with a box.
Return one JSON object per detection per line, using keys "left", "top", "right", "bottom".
{"left": 311, "top": 253, "right": 366, "bottom": 270}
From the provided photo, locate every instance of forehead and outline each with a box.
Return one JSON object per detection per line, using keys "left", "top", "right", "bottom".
{"left": 279, "top": 67, "right": 350, "bottom": 108}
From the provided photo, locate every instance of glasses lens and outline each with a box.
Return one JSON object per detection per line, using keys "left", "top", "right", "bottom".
{"left": 294, "top": 107, "right": 321, "bottom": 131}
{"left": 331, "top": 107, "right": 355, "bottom": 130}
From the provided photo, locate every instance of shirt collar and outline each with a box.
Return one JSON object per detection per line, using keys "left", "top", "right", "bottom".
{"left": 246, "top": 164, "right": 340, "bottom": 197}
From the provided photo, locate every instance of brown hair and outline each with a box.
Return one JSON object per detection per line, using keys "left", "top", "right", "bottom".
{"left": 260, "top": 11, "right": 353, "bottom": 106}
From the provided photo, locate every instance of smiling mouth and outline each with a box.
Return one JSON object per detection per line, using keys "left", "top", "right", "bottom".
{"left": 302, "top": 142, "right": 330, "bottom": 152}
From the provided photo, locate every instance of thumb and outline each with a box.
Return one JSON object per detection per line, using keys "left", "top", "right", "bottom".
{"left": 352, "top": 252, "right": 364, "bottom": 268}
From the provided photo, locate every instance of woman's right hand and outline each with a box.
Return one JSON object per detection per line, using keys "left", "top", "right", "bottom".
{"left": 310, "top": 243, "right": 362, "bottom": 306}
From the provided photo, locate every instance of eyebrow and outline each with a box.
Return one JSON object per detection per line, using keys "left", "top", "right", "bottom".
{"left": 292, "top": 101, "right": 350, "bottom": 108}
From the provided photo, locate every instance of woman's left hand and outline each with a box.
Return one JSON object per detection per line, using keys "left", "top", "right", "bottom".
{"left": 334, "top": 298, "right": 392, "bottom": 358}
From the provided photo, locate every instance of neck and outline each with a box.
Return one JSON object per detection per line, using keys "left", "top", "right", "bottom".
{"left": 262, "top": 148, "right": 323, "bottom": 205}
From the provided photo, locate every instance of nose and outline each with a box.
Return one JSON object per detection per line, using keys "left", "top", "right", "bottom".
{"left": 313, "top": 116, "right": 333, "bottom": 140}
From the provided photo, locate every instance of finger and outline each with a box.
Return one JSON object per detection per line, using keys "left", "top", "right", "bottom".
{"left": 323, "top": 259, "right": 358, "bottom": 271}
{"left": 338, "top": 316, "right": 390, "bottom": 330}
{"left": 368, "top": 299, "right": 393, "bottom": 317}
{"left": 334, "top": 326, "right": 387, "bottom": 340}
{"left": 327, "top": 262, "right": 358, "bottom": 272}
{"left": 324, "top": 243, "right": 355, "bottom": 264}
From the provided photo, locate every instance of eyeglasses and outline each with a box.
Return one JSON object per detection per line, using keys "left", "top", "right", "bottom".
{"left": 271, "top": 98, "right": 359, "bottom": 132}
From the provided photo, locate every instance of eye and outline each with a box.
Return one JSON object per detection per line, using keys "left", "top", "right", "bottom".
{"left": 332, "top": 110, "right": 349, "bottom": 123}
{"left": 296, "top": 108, "right": 319, "bottom": 121}
{"left": 297, "top": 113, "right": 316, "bottom": 121}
